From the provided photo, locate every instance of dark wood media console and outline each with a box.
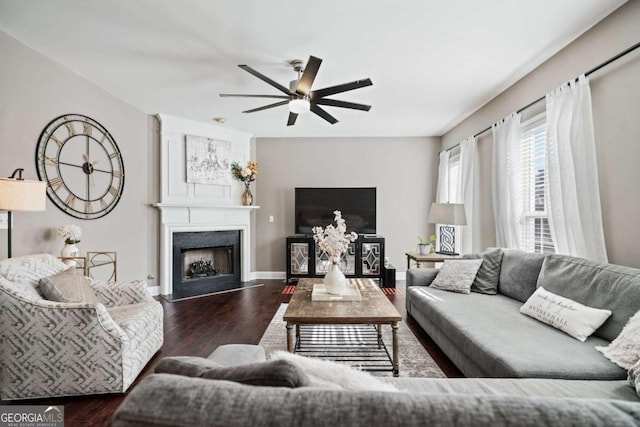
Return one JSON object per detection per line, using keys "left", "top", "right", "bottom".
{"left": 285, "top": 235, "right": 385, "bottom": 284}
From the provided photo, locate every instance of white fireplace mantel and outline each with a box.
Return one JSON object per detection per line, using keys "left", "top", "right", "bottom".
{"left": 155, "top": 114, "right": 257, "bottom": 296}
{"left": 155, "top": 203, "right": 259, "bottom": 210}
{"left": 155, "top": 204, "right": 259, "bottom": 295}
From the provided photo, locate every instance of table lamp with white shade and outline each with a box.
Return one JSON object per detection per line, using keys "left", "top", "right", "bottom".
{"left": 427, "top": 202, "right": 467, "bottom": 256}
{"left": 0, "top": 168, "right": 47, "bottom": 258}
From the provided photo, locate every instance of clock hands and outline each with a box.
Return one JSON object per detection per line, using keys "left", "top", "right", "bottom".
{"left": 58, "top": 158, "right": 110, "bottom": 174}
{"left": 83, "top": 153, "right": 97, "bottom": 189}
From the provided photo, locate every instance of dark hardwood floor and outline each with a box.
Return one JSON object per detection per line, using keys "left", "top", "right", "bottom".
{"left": 1, "top": 280, "right": 460, "bottom": 426}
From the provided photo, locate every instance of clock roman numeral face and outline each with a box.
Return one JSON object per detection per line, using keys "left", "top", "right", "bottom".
{"left": 35, "top": 114, "right": 125, "bottom": 220}
{"left": 64, "top": 121, "right": 76, "bottom": 136}
{"left": 49, "top": 177, "right": 63, "bottom": 189}
{"left": 65, "top": 194, "right": 77, "bottom": 210}
{"left": 83, "top": 122, "right": 93, "bottom": 136}
{"left": 39, "top": 155, "right": 58, "bottom": 165}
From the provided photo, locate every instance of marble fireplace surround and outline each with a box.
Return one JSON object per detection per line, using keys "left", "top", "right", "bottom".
{"left": 155, "top": 204, "right": 258, "bottom": 296}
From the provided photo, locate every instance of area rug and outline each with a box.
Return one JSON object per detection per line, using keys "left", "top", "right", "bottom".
{"left": 259, "top": 304, "right": 445, "bottom": 378}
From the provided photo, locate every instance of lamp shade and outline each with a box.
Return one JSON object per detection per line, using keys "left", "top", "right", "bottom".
{"left": 0, "top": 178, "right": 47, "bottom": 211}
{"left": 428, "top": 202, "right": 467, "bottom": 226}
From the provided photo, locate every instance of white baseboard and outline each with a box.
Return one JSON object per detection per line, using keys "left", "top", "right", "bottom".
{"left": 150, "top": 271, "right": 403, "bottom": 293}
{"left": 252, "top": 271, "right": 286, "bottom": 280}
{"left": 251, "top": 271, "right": 406, "bottom": 282}
{"left": 149, "top": 269, "right": 404, "bottom": 294}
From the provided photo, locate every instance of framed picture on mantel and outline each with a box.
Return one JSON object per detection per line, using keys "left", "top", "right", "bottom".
{"left": 185, "top": 135, "right": 231, "bottom": 185}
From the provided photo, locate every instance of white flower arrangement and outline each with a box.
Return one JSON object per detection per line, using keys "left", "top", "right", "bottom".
{"left": 312, "top": 211, "right": 358, "bottom": 264}
{"left": 57, "top": 224, "right": 82, "bottom": 245}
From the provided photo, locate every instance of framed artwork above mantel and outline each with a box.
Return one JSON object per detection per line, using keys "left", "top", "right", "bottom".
{"left": 185, "top": 135, "right": 231, "bottom": 185}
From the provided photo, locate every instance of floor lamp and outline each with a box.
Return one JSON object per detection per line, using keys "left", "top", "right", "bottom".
{"left": 428, "top": 202, "right": 467, "bottom": 256}
{"left": 0, "top": 169, "right": 46, "bottom": 258}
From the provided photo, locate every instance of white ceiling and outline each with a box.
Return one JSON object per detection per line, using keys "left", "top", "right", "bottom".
{"left": 0, "top": 0, "right": 626, "bottom": 138}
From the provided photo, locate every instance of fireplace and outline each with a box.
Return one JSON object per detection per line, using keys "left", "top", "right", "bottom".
{"left": 172, "top": 230, "right": 241, "bottom": 298}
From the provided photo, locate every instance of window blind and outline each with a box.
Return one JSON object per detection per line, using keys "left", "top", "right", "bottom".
{"left": 448, "top": 152, "right": 461, "bottom": 203}
{"left": 520, "top": 115, "right": 555, "bottom": 254}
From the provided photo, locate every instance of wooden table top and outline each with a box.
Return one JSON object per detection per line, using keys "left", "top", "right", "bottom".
{"left": 283, "top": 278, "right": 402, "bottom": 324}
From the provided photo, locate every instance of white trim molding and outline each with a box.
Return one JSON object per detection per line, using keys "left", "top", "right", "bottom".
{"left": 155, "top": 204, "right": 258, "bottom": 296}
{"left": 252, "top": 271, "right": 286, "bottom": 280}
{"left": 154, "top": 114, "right": 259, "bottom": 296}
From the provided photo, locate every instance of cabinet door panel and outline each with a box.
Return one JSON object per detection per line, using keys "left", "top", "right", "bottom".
{"left": 361, "top": 242, "right": 382, "bottom": 276}
{"left": 315, "top": 242, "right": 356, "bottom": 275}
{"left": 290, "top": 242, "right": 310, "bottom": 274}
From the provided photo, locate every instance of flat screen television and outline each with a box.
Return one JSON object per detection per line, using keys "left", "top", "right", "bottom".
{"left": 295, "top": 187, "right": 376, "bottom": 235}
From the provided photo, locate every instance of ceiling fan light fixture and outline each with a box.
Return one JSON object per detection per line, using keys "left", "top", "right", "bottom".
{"left": 289, "top": 97, "right": 310, "bottom": 114}
{"left": 220, "top": 55, "right": 372, "bottom": 125}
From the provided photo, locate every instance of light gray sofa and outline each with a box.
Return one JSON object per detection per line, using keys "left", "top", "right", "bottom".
{"left": 112, "top": 344, "right": 640, "bottom": 426}
{"left": 0, "top": 254, "right": 164, "bottom": 400}
{"left": 406, "top": 249, "right": 640, "bottom": 379}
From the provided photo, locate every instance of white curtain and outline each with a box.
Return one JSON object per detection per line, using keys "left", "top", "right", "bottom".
{"left": 545, "top": 75, "right": 608, "bottom": 262}
{"left": 434, "top": 151, "right": 450, "bottom": 252}
{"left": 492, "top": 112, "right": 522, "bottom": 249}
{"left": 435, "top": 150, "right": 450, "bottom": 203}
{"left": 459, "top": 136, "right": 480, "bottom": 254}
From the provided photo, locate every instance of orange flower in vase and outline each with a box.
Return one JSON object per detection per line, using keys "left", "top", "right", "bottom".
{"left": 231, "top": 161, "right": 259, "bottom": 205}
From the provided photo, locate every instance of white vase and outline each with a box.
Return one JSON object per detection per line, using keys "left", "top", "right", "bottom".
{"left": 418, "top": 244, "right": 430, "bottom": 255}
{"left": 60, "top": 243, "right": 80, "bottom": 267}
{"left": 324, "top": 263, "right": 347, "bottom": 295}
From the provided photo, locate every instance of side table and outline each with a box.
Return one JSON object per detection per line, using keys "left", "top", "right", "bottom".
{"left": 405, "top": 252, "right": 462, "bottom": 270}
{"left": 59, "top": 251, "right": 117, "bottom": 281}
{"left": 87, "top": 251, "right": 117, "bottom": 281}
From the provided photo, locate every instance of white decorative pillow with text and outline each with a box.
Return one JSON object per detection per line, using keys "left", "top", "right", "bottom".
{"left": 429, "top": 259, "right": 483, "bottom": 294}
{"left": 520, "top": 287, "right": 612, "bottom": 342}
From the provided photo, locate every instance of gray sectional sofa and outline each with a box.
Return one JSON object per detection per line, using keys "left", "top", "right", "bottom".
{"left": 112, "top": 344, "right": 640, "bottom": 426}
{"left": 112, "top": 250, "right": 640, "bottom": 426}
{"left": 406, "top": 249, "right": 640, "bottom": 379}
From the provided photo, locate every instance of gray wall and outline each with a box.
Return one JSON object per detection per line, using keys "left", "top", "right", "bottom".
{"left": 0, "top": 31, "right": 158, "bottom": 282}
{"left": 3, "top": 0, "right": 638, "bottom": 279}
{"left": 254, "top": 137, "right": 441, "bottom": 273}
{"left": 441, "top": 1, "right": 640, "bottom": 268}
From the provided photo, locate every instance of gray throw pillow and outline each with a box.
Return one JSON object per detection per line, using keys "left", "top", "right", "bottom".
{"left": 464, "top": 248, "right": 503, "bottom": 294}
{"left": 155, "top": 356, "right": 309, "bottom": 388}
{"left": 38, "top": 268, "right": 99, "bottom": 304}
{"left": 430, "top": 259, "right": 484, "bottom": 294}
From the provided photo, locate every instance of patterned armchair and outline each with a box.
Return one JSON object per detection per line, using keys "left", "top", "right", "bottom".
{"left": 0, "top": 254, "right": 163, "bottom": 400}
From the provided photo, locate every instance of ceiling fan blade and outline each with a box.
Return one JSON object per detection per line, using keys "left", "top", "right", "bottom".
{"left": 242, "top": 100, "right": 289, "bottom": 113}
{"left": 314, "top": 98, "right": 371, "bottom": 111}
{"left": 296, "top": 56, "right": 322, "bottom": 95}
{"left": 287, "top": 112, "right": 298, "bottom": 126}
{"left": 310, "top": 104, "right": 338, "bottom": 125}
{"left": 220, "top": 94, "right": 289, "bottom": 99}
{"left": 239, "top": 65, "right": 293, "bottom": 95}
{"left": 311, "top": 78, "right": 373, "bottom": 99}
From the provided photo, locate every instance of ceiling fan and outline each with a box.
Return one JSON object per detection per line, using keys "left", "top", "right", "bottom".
{"left": 220, "top": 56, "right": 372, "bottom": 126}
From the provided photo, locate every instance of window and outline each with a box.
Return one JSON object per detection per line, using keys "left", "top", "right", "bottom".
{"left": 447, "top": 152, "right": 461, "bottom": 203}
{"left": 445, "top": 151, "right": 462, "bottom": 252}
{"left": 520, "top": 114, "right": 555, "bottom": 254}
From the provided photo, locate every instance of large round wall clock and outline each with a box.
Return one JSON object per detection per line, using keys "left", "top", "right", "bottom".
{"left": 35, "top": 114, "right": 125, "bottom": 220}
